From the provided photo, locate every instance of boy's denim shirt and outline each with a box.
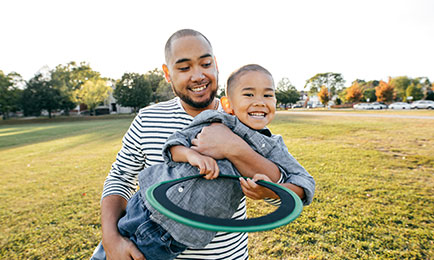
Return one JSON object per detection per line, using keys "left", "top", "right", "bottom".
{"left": 139, "top": 110, "right": 315, "bottom": 248}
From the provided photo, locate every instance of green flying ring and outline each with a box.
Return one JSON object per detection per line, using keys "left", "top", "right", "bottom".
{"left": 145, "top": 174, "right": 303, "bottom": 232}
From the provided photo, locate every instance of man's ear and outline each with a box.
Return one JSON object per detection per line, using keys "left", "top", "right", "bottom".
{"left": 214, "top": 56, "right": 219, "bottom": 73}
{"left": 162, "top": 64, "right": 171, "bottom": 83}
{"left": 220, "top": 96, "right": 233, "bottom": 114}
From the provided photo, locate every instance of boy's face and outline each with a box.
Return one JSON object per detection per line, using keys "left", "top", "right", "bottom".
{"left": 227, "top": 71, "right": 276, "bottom": 130}
{"left": 163, "top": 35, "right": 218, "bottom": 110}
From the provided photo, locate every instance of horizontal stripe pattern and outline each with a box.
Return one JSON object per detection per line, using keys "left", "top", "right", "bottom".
{"left": 102, "top": 97, "right": 249, "bottom": 259}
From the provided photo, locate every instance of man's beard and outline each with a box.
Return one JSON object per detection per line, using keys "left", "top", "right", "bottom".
{"left": 173, "top": 84, "right": 217, "bottom": 109}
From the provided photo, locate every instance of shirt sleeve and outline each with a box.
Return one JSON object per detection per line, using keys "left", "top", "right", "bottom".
{"left": 162, "top": 129, "right": 192, "bottom": 167}
{"left": 267, "top": 135, "right": 316, "bottom": 205}
{"left": 101, "top": 114, "right": 146, "bottom": 201}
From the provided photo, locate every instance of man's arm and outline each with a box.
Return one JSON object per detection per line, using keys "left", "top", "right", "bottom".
{"left": 190, "top": 123, "right": 281, "bottom": 183}
{"left": 99, "top": 114, "right": 148, "bottom": 259}
{"left": 100, "top": 196, "right": 145, "bottom": 260}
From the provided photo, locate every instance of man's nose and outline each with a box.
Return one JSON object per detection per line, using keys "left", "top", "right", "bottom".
{"left": 191, "top": 68, "right": 205, "bottom": 82}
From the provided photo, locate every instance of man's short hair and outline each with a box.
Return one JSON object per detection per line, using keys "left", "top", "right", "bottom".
{"left": 226, "top": 64, "right": 274, "bottom": 95}
{"left": 165, "top": 29, "right": 213, "bottom": 64}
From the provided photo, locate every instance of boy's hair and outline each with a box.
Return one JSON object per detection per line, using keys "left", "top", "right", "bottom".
{"left": 226, "top": 64, "right": 274, "bottom": 95}
{"left": 165, "top": 29, "right": 213, "bottom": 63}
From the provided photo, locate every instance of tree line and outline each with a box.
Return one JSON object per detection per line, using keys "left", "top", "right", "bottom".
{"left": 304, "top": 73, "right": 434, "bottom": 106}
{"left": 0, "top": 62, "right": 174, "bottom": 119}
{"left": 2, "top": 63, "right": 434, "bottom": 120}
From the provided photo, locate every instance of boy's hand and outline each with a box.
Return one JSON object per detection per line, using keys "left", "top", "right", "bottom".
{"left": 187, "top": 151, "right": 219, "bottom": 180}
{"left": 239, "top": 174, "right": 278, "bottom": 200}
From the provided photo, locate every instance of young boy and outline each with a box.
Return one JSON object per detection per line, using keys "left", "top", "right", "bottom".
{"left": 91, "top": 64, "right": 315, "bottom": 260}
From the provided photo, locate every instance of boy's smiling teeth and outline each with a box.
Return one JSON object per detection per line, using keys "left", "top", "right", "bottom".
{"left": 249, "top": 112, "right": 266, "bottom": 117}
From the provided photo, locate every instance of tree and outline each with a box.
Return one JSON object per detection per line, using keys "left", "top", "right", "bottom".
{"left": 154, "top": 80, "right": 175, "bottom": 102}
{"left": 144, "top": 68, "right": 166, "bottom": 102}
{"left": 390, "top": 76, "right": 411, "bottom": 101}
{"left": 21, "top": 73, "right": 62, "bottom": 118}
{"left": 0, "top": 70, "right": 21, "bottom": 120}
{"left": 50, "top": 61, "right": 102, "bottom": 115}
{"left": 276, "top": 78, "right": 299, "bottom": 108}
{"left": 74, "top": 79, "right": 112, "bottom": 115}
{"left": 375, "top": 79, "right": 395, "bottom": 103}
{"left": 318, "top": 86, "right": 330, "bottom": 106}
{"left": 0, "top": 71, "right": 22, "bottom": 119}
{"left": 114, "top": 73, "right": 153, "bottom": 113}
{"left": 305, "top": 72, "right": 345, "bottom": 96}
{"left": 406, "top": 83, "right": 424, "bottom": 101}
{"left": 362, "top": 88, "right": 377, "bottom": 102}
{"left": 345, "top": 81, "right": 363, "bottom": 103}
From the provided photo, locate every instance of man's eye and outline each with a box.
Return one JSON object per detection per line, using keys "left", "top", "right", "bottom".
{"left": 202, "top": 62, "right": 211, "bottom": 68}
{"left": 243, "top": 93, "right": 253, "bottom": 97}
{"left": 179, "top": 66, "right": 189, "bottom": 71}
{"left": 265, "top": 94, "right": 274, "bottom": 98}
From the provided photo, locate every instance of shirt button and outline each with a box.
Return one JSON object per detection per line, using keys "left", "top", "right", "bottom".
{"left": 262, "top": 143, "right": 265, "bottom": 148}
{"left": 178, "top": 187, "right": 184, "bottom": 192}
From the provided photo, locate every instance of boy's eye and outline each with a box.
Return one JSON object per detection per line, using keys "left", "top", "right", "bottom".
{"left": 264, "top": 94, "right": 274, "bottom": 98}
{"left": 202, "top": 62, "right": 211, "bottom": 68}
{"left": 243, "top": 93, "right": 253, "bottom": 97}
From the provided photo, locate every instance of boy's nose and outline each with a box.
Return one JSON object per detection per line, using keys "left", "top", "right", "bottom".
{"left": 253, "top": 98, "right": 266, "bottom": 106}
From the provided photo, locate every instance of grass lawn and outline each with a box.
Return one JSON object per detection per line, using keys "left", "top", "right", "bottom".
{"left": 0, "top": 112, "right": 433, "bottom": 259}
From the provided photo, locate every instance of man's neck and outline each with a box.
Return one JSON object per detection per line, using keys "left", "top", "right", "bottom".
{"left": 181, "top": 99, "right": 219, "bottom": 117}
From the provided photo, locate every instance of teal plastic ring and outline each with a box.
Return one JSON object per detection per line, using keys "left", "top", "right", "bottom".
{"left": 145, "top": 174, "right": 303, "bottom": 232}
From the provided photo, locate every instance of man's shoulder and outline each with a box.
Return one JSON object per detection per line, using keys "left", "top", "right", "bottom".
{"left": 138, "top": 98, "right": 180, "bottom": 114}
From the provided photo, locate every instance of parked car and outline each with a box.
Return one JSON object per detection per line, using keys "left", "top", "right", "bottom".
{"left": 371, "top": 102, "right": 388, "bottom": 110}
{"left": 389, "top": 102, "right": 411, "bottom": 110}
{"left": 353, "top": 103, "right": 373, "bottom": 110}
{"left": 410, "top": 100, "right": 434, "bottom": 109}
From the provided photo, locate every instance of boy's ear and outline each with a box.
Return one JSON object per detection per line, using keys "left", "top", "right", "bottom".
{"left": 162, "top": 64, "right": 171, "bottom": 83}
{"left": 220, "top": 96, "right": 233, "bottom": 114}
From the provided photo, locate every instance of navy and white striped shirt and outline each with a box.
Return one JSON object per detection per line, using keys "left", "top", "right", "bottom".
{"left": 102, "top": 97, "right": 249, "bottom": 259}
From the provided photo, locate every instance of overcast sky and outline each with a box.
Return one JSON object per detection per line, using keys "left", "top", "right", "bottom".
{"left": 1, "top": 0, "right": 433, "bottom": 89}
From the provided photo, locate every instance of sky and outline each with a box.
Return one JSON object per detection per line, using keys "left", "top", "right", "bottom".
{"left": 1, "top": 0, "right": 433, "bottom": 90}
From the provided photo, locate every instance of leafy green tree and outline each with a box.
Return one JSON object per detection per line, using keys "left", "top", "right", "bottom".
{"left": 144, "top": 68, "right": 166, "bottom": 102}
{"left": 304, "top": 72, "right": 345, "bottom": 96}
{"left": 114, "top": 73, "right": 153, "bottom": 113}
{"left": 406, "top": 83, "right": 424, "bottom": 101}
{"left": 362, "top": 88, "right": 377, "bottom": 102}
{"left": 74, "top": 79, "right": 112, "bottom": 115}
{"left": 276, "top": 78, "right": 299, "bottom": 108}
{"left": 154, "top": 80, "right": 175, "bottom": 102}
{"left": 0, "top": 71, "right": 22, "bottom": 119}
{"left": 390, "top": 76, "right": 411, "bottom": 101}
{"left": 21, "top": 73, "right": 62, "bottom": 118}
{"left": 50, "top": 61, "right": 102, "bottom": 114}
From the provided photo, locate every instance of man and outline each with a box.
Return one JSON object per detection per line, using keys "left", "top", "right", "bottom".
{"left": 97, "top": 29, "right": 311, "bottom": 260}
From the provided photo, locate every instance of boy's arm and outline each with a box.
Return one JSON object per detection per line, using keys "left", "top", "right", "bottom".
{"left": 241, "top": 135, "right": 315, "bottom": 205}
{"left": 170, "top": 145, "right": 219, "bottom": 179}
{"left": 190, "top": 123, "right": 281, "bottom": 183}
{"left": 239, "top": 174, "right": 305, "bottom": 200}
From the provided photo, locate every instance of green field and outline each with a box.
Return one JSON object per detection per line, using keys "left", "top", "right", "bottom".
{"left": 1, "top": 112, "right": 433, "bottom": 259}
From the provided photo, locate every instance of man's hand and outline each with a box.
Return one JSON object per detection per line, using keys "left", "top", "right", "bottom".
{"left": 103, "top": 234, "right": 146, "bottom": 260}
{"left": 239, "top": 174, "right": 278, "bottom": 200}
{"left": 191, "top": 123, "right": 239, "bottom": 160}
{"left": 101, "top": 195, "right": 146, "bottom": 260}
